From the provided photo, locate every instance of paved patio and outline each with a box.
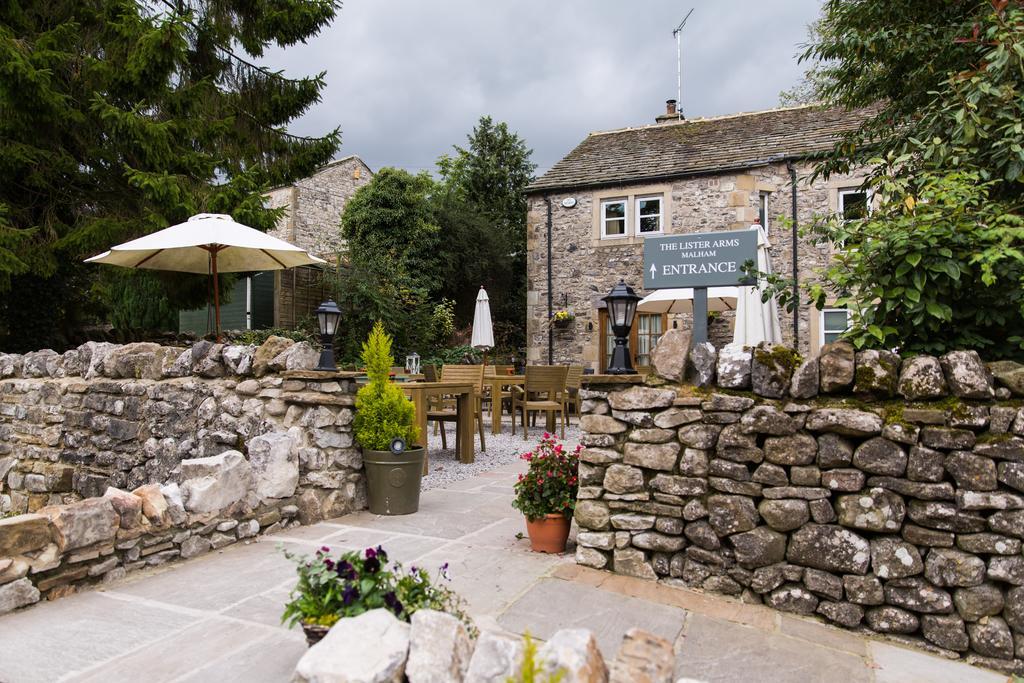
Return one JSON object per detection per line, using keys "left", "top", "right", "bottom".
{"left": 0, "top": 455, "right": 1006, "bottom": 682}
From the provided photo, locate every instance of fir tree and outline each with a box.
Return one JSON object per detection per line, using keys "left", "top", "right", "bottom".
{"left": 0, "top": 0, "right": 341, "bottom": 350}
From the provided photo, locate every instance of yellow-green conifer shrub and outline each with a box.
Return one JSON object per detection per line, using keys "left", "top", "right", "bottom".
{"left": 353, "top": 321, "right": 419, "bottom": 450}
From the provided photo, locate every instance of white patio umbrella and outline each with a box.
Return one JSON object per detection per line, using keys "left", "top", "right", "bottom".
{"left": 85, "top": 213, "right": 326, "bottom": 337}
{"left": 733, "top": 223, "right": 783, "bottom": 346}
{"left": 637, "top": 286, "right": 740, "bottom": 314}
{"left": 470, "top": 287, "right": 495, "bottom": 364}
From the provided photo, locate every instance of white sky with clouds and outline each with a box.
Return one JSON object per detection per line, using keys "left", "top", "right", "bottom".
{"left": 265, "top": 0, "right": 824, "bottom": 175}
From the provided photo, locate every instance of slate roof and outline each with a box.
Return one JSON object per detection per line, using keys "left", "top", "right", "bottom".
{"left": 526, "top": 105, "right": 873, "bottom": 194}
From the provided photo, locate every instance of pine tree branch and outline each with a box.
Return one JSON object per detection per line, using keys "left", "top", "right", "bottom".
{"left": 141, "top": 0, "right": 299, "bottom": 84}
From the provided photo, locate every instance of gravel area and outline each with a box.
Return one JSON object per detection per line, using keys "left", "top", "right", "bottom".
{"left": 420, "top": 415, "right": 582, "bottom": 491}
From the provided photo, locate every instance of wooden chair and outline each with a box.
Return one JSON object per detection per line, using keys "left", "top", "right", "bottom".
{"left": 483, "top": 364, "right": 515, "bottom": 418}
{"left": 511, "top": 365, "right": 568, "bottom": 440}
{"left": 428, "top": 365, "right": 487, "bottom": 452}
{"left": 558, "top": 366, "right": 584, "bottom": 425}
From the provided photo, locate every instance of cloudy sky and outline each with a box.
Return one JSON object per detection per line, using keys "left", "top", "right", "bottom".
{"left": 266, "top": 0, "right": 823, "bottom": 176}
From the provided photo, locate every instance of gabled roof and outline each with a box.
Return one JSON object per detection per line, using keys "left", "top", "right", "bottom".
{"left": 526, "top": 105, "right": 872, "bottom": 194}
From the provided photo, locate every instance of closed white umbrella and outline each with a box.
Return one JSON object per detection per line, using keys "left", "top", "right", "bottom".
{"left": 85, "top": 213, "right": 325, "bottom": 337}
{"left": 637, "top": 287, "right": 740, "bottom": 314}
{"left": 470, "top": 287, "right": 494, "bottom": 363}
{"left": 733, "top": 223, "right": 783, "bottom": 346}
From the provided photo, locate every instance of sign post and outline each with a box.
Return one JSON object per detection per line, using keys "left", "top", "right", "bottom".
{"left": 643, "top": 229, "right": 758, "bottom": 344}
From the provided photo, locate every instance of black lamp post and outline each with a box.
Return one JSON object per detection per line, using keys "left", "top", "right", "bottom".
{"left": 315, "top": 300, "right": 342, "bottom": 371}
{"left": 603, "top": 279, "right": 641, "bottom": 374}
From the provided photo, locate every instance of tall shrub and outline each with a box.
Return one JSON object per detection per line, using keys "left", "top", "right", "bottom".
{"left": 353, "top": 322, "right": 419, "bottom": 450}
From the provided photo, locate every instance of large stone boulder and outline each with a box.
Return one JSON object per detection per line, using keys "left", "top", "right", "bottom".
{"left": 465, "top": 632, "right": 524, "bottom": 683}
{"left": 805, "top": 409, "right": 883, "bottom": 438}
{"left": 650, "top": 328, "right": 691, "bottom": 382}
{"left": 102, "top": 487, "right": 143, "bottom": 529}
{"left": 608, "top": 628, "right": 674, "bottom": 683}
{"left": 897, "top": 355, "right": 948, "bottom": 400}
{"left": 22, "top": 349, "right": 59, "bottom": 377}
{"left": 249, "top": 428, "right": 300, "bottom": 500}
{"left": 989, "top": 360, "right": 1024, "bottom": 397}
{"left": 716, "top": 344, "right": 752, "bottom": 389}
{"left": 688, "top": 342, "right": 717, "bottom": 387}
{"left": 853, "top": 349, "right": 900, "bottom": 397}
{"left": 406, "top": 609, "right": 472, "bottom": 683}
{"left": 131, "top": 484, "right": 169, "bottom": 526}
{"left": 836, "top": 488, "right": 906, "bottom": 532}
{"left": 252, "top": 335, "right": 295, "bottom": 377}
{"left": 750, "top": 344, "right": 796, "bottom": 398}
{"left": 78, "top": 341, "right": 118, "bottom": 379}
{"left": 537, "top": 629, "right": 607, "bottom": 683}
{"left": 607, "top": 386, "right": 676, "bottom": 411}
{"left": 870, "top": 537, "right": 923, "bottom": 580}
{"left": 0, "top": 578, "right": 40, "bottom": 615}
{"left": 952, "top": 584, "right": 1001, "bottom": 622}
{"left": 180, "top": 450, "right": 253, "bottom": 514}
{"left": 0, "top": 514, "right": 53, "bottom": 556}
{"left": 0, "top": 352, "right": 23, "bottom": 377}
{"left": 730, "top": 526, "right": 787, "bottom": 568}
{"left": 818, "top": 341, "right": 855, "bottom": 393}
{"left": 38, "top": 498, "right": 118, "bottom": 551}
{"left": 222, "top": 345, "right": 256, "bottom": 376}
{"left": 940, "top": 350, "right": 994, "bottom": 399}
{"left": 102, "top": 342, "right": 178, "bottom": 380}
{"left": 293, "top": 609, "right": 410, "bottom": 683}
{"left": 270, "top": 341, "right": 319, "bottom": 373}
{"left": 924, "top": 548, "right": 986, "bottom": 588}
{"left": 707, "top": 494, "right": 759, "bottom": 536}
{"left": 789, "top": 358, "right": 819, "bottom": 399}
{"left": 787, "top": 524, "right": 870, "bottom": 575}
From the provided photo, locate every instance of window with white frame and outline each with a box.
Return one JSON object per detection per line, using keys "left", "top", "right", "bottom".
{"left": 601, "top": 199, "right": 627, "bottom": 238}
{"left": 636, "top": 196, "right": 663, "bottom": 235}
{"left": 838, "top": 189, "right": 871, "bottom": 221}
{"left": 820, "top": 308, "right": 851, "bottom": 347}
{"left": 758, "top": 191, "right": 770, "bottom": 232}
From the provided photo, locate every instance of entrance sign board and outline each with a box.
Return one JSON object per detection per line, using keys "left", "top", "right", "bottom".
{"left": 643, "top": 229, "right": 757, "bottom": 290}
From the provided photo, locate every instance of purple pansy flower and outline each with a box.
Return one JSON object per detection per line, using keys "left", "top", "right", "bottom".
{"left": 336, "top": 559, "right": 356, "bottom": 581}
{"left": 342, "top": 584, "right": 360, "bottom": 606}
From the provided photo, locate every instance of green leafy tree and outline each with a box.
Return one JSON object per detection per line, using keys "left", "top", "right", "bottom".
{"left": 0, "top": 0, "right": 341, "bottom": 350}
{"left": 353, "top": 321, "right": 419, "bottom": 450}
{"left": 437, "top": 116, "right": 535, "bottom": 348}
{"left": 764, "top": 0, "right": 1024, "bottom": 356}
{"left": 336, "top": 168, "right": 441, "bottom": 360}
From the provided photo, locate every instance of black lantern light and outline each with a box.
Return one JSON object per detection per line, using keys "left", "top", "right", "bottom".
{"left": 602, "top": 279, "right": 641, "bottom": 374}
{"left": 315, "top": 300, "right": 342, "bottom": 371}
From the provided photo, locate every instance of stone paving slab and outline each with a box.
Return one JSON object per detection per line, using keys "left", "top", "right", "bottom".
{"left": 0, "top": 457, "right": 1009, "bottom": 682}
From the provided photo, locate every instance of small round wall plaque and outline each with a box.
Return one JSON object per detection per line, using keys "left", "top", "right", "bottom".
{"left": 561, "top": 197, "right": 577, "bottom": 208}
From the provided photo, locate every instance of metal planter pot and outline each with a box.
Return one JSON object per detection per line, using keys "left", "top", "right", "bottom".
{"left": 362, "top": 446, "right": 425, "bottom": 515}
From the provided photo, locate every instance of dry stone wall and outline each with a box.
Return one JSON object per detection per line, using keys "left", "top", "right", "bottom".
{"left": 577, "top": 340, "right": 1024, "bottom": 673}
{"left": 0, "top": 338, "right": 366, "bottom": 611}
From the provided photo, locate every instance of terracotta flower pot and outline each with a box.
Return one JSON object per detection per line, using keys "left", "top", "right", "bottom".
{"left": 525, "top": 513, "right": 571, "bottom": 553}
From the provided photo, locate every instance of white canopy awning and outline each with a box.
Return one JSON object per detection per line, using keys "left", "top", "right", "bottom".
{"left": 637, "top": 287, "right": 740, "bottom": 314}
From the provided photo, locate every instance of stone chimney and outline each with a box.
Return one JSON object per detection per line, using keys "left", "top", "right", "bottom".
{"left": 656, "top": 99, "right": 683, "bottom": 124}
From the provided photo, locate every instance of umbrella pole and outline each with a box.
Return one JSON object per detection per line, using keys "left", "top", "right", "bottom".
{"left": 208, "top": 247, "right": 222, "bottom": 342}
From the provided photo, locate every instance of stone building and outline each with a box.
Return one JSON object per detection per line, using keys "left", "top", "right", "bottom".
{"left": 179, "top": 155, "right": 373, "bottom": 334}
{"left": 524, "top": 102, "right": 872, "bottom": 371}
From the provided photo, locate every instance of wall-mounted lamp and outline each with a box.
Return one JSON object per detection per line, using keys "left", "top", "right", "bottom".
{"left": 673, "top": 320, "right": 678, "bottom": 329}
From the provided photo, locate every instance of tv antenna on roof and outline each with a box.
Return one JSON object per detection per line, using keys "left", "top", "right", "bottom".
{"left": 672, "top": 8, "right": 694, "bottom": 118}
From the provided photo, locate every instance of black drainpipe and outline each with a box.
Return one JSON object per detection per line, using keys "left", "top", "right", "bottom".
{"left": 546, "top": 196, "right": 554, "bottom": 364}
{"left": 786, "top": 161, "right": 799, "bottom": 347}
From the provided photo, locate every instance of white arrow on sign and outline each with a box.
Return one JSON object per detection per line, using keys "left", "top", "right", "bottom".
{"left": 649, "top": 264, "right": 657, "bottom": 279}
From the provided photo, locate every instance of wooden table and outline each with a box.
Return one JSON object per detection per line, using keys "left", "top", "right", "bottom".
{"left": 402, "top": 381, "right": 475, "bottom": 471}
{"left": 485, "top": 374, "right": 524, "bottom": 435}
